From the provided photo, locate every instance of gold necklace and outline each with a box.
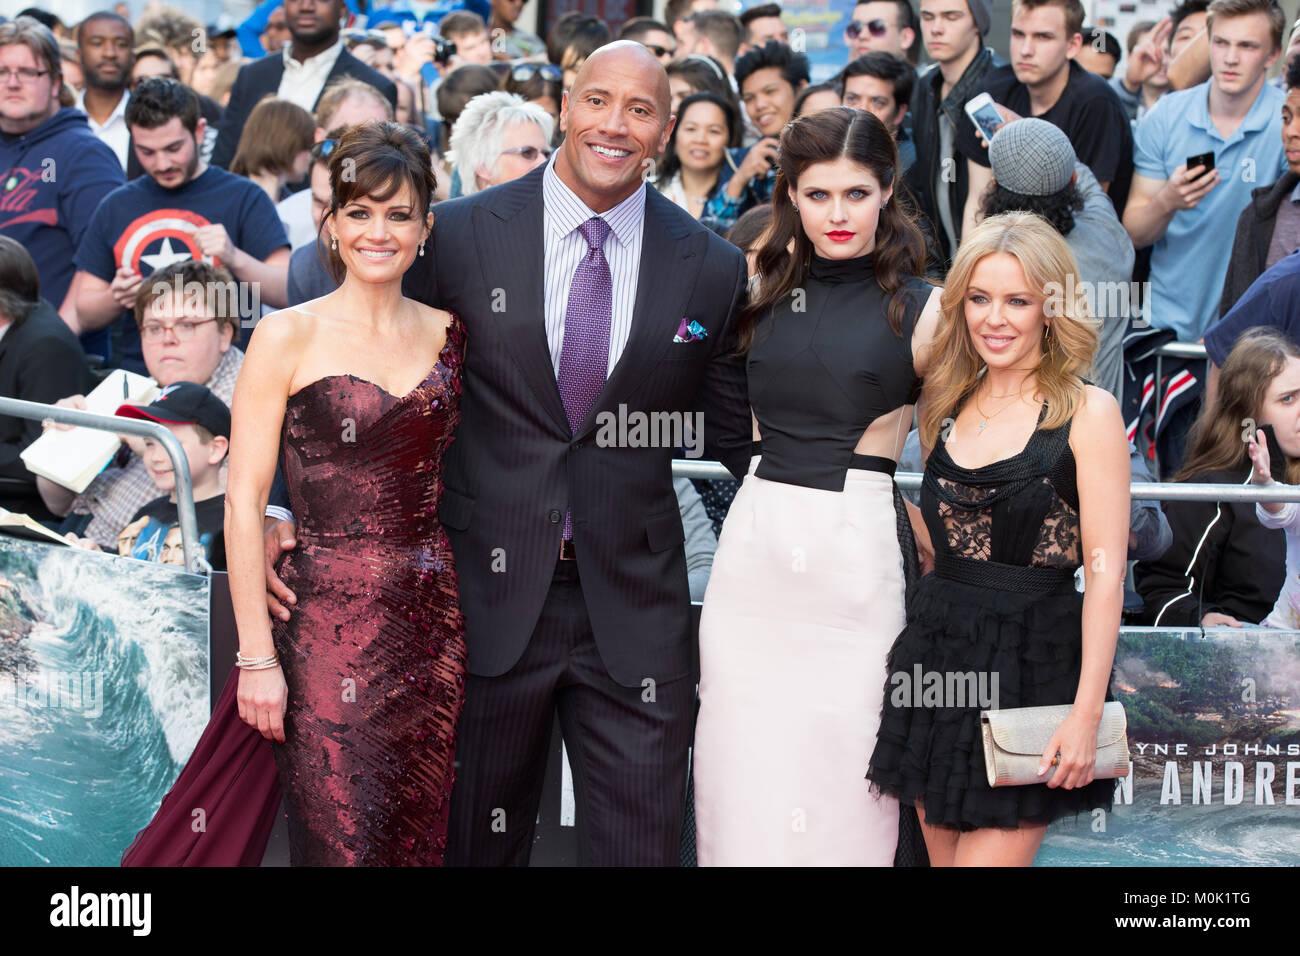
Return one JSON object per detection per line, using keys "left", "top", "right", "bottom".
{"left": 973, "top": 392, "right": 1024, "bottom": 435}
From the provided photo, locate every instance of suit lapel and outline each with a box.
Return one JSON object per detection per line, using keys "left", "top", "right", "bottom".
{"left": 574, "top": 190, "right": 703, "bottom": 438}
{"left": 473, "top": 167, "right": 570, "bottom": 436}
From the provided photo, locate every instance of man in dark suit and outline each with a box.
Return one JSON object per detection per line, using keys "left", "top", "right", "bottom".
{"left": 0, "top": 237, "right": 94, "bottom": 522}
{"left": 263, "top": 42, "right": 751, "bottom": 864}
{"left": 211, "top": 0, "right": 397, "bottom": 170}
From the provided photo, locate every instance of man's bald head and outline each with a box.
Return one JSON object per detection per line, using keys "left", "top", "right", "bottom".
{"left": 570, "top": 39, "right": 672, "bottom": 123}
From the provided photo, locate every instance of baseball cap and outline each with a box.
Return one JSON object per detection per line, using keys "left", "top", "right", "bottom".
{"left": 988, "top": 118, "right": 1077, "bottom": 197}
{"left": 116, "top": 382, "right": 231, "bottom": 440}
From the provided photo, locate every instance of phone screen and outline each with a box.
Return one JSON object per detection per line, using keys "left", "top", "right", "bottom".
{"left": 968, "top": 100, "right": 1003, "bottom": 140}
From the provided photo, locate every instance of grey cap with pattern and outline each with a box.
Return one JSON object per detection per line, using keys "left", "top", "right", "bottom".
{"left": 989, "top": 118, "right": 1077, "bottom": 197}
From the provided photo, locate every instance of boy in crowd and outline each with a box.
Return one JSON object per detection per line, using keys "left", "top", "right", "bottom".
{"left": 956, "top": 0, "right": 1134, "bottom": 234}
{"left": 67, "top": 382, "right": 229, "bottom": 570}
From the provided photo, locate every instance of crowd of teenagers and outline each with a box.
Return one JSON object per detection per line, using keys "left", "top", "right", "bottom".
{"left": 1, "top": 0, "right": 1299, "bottom": 867}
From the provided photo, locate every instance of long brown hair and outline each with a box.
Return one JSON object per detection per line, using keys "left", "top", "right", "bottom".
{"left": 1177, "top": 327, "right": 1300, "bottom": 484}
{"left": 230, "top": 96, "right": 316, "bottom": 178}
{"left": 919, "top": 212, "right": 1098, "bottom": 447}
{"left": 739, "top": 106, "right": 926, "bottom": 351}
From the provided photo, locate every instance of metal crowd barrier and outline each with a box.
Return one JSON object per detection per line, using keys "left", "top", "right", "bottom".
{"left": 0, "top": 397, "right": 203, "bottom": 572}
{"left": 673, "top": 458, "right": 1300, "bottom": 503}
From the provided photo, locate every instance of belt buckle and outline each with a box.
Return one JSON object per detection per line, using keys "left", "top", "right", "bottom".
{"left": 559, "top": 538, "right": 576, "bottom": 561}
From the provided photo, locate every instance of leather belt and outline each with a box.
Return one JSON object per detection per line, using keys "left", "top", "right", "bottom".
{"left": 559, "top": 538, "right": 576, "bottom": 561}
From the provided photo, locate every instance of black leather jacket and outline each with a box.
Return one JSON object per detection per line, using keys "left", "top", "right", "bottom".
{"left": 904, "top": 47, "right": 1000, "bottom": 269}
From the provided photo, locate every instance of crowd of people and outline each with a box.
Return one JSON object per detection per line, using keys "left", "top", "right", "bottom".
{"left": 2, "top": 0, "right": 1299, "bottom": 868}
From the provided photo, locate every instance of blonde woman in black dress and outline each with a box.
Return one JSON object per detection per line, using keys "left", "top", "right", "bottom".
{"left": 867, "top": 211, "right": 1130, "bottom": 866}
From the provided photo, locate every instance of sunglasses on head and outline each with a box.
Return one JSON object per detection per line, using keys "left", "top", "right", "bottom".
{"left": 844, "top": 18, "right": 889, "bottom": 40}
{"left": 511, "top": 62, "right": 562, "bottom": 83}
{"left": 641, "top": 42, "right": 676, "bottom": 58}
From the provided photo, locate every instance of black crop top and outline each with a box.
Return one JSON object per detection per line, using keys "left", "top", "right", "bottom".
{"left": 746, "top": 252, "right": 932, "bottom": 491}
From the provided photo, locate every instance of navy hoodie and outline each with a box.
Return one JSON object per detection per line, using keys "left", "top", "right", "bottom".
{"left": 0, "top": 108, "right": 123, "bottom": 335}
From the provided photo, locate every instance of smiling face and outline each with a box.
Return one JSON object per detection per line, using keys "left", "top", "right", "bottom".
{"left": 79, "top": 16, "right": 133, "bottom": 91}
{"left": 141, "top": 292, "right": 233, "bottom": 387}
{"left": 132, "top": 116, "right": 205, "bottom": 189}
{"left": 962, "top": 252, "right": 1048, "bottom": 371}
{"left": 557, "top": 42, "right": 673, "bottom": 213}
{"left": 789, "top": 157, "right": 891, "bottom": 259}
{"left": 1257, "top": 355, "right": 1300, "bottom": 459}
{"left": 676, "top": 99, "right": 729, "bottom": 173}
{"left": 141, "top": 423, "right": 227, "bottom": 497}
{"left": 1009, "top": 4, "right": 1079, "bottom": 89}
{"left": 328, "top": 181, "right": 431, "bottom": 284}
{"left": 742, "top": 65, "right": 799, "bottom": 137}
{"left": 1209, "top": 11, "right": 1279, "bottom": 97}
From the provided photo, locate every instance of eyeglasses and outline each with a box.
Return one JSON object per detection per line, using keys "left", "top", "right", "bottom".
{"left": 510, "top": 63, "right": 562, "bottom": 83}
{"left": 844, "top": 19, "right": 890, "bottom": 40}
{"left": 500, "top": 145, "right": 551, "bottom": 162}
{"left": 0, "top": 68, "right": 50, "bottom": 85}
{"left": 641, "top": 42, "right": 676, "bottom": 58}
{"left": 141, "top": 318, "right": 219, "bottom": 342}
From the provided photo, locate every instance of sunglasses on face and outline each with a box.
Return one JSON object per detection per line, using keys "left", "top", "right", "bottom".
{"left": 641, "top": 42, "right": 676, "bottom": 58}
{"left": 844, "top": 18, "right": 889, "bottom": 40}
{"left": 511, "top": 62, "right": 562, "bottom": 83}
{"left": 500, "top": 145, "right": 551, "bottom": 162}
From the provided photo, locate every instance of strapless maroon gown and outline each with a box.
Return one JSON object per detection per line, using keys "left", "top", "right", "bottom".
{"left": 122, "top": 313, "right": 466, "bottom": 867}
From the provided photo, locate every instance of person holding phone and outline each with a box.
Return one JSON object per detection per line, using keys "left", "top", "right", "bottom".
{"left": 1135, "top": 327, "right": 1295, "bottom": 627}
{"left": 1122, "top": 0, "right": 1288, "bottom": 344}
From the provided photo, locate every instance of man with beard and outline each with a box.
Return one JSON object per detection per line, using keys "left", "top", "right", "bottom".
{"left": 72, "top": 78, "right": 289, "bottom": 374}
{"left": 75, "top": 11, "right": 132, "bottom": 172}
{"left": 212, "top": 0, "right": 396, "bottom": 169}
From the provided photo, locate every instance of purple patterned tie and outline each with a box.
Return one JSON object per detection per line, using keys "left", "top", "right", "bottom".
{"left": 556, "top": 216, "right": 612, "bottom": 541}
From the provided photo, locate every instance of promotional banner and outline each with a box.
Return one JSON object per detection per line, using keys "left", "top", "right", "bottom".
{"left": 1038, "top": 629, "right": 1300, "bottom": 866}
{"left": 0, "top": 536, "right": 209, "bottom": 867}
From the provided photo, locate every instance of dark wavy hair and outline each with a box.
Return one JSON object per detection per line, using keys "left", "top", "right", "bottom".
{"left": 321, "top": 121, "right": 437, "bottom": 282}
{"left": 979, "top": 181, "right": 1084, "bottom": 235}
{"left": 740, "top": 106, "right": 926, "bottom": 351}
{"left": 656, "top": 91, "right": 739, "bottom": 184}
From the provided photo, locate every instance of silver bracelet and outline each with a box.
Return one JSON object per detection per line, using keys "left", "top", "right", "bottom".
{"left": 236, "top": 651, "right": 279, "bottom": 669}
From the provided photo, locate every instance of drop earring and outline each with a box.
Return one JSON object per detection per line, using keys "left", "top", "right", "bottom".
{"left": 419, "top": 241, "right": 425, "bottom": 257}
{"left": 331, "top": 235, "right": 337, "bottom": 250}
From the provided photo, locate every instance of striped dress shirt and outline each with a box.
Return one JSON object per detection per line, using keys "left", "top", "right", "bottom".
{"left": 541, "top": 154, "right": 646, "bottom": 377}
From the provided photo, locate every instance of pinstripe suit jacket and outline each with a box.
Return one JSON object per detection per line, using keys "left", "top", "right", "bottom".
{"left": 403, "top": 164, "right": 751, "bottom": 687}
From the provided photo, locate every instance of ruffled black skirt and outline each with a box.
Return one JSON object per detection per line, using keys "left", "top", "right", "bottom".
{"left": 867, "top": 569, "right": 1114, "bottom": 831}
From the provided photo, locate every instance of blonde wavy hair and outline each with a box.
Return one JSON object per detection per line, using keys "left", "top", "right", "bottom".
{"left": 920, "top": 211, "right": 1099, "bottom": 448}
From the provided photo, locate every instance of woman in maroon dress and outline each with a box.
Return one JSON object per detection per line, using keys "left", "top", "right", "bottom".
{"left": 122, "top": 122, "right": 465, "bottom": 866}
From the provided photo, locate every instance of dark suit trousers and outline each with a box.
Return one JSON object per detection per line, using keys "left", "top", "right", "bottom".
{"left": 445, "top": 560, "right": 695, "bottom": 866}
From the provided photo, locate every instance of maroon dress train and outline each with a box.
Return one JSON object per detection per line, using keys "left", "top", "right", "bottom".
{"left": 122, "top": 312, "right": 467, "bottom": 867}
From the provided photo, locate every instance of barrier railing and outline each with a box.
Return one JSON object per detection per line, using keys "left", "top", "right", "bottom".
{"left": 0, "top": 397, "right": 203, "bottom": 572}
{"left": 673, "top": 458, "right": 1300, "bottom": 503}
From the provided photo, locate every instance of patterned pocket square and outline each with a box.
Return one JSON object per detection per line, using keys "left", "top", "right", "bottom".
{"left": 673, "top": 318, "right": 708, "bottom": 343}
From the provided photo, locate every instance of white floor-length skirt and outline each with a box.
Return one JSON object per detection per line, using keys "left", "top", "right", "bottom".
{"left": 693, "top": 457, "right": 904, "bottom": 866}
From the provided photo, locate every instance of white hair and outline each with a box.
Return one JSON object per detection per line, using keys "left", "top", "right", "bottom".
{"left": 449, "top": 91, "right": 554, "bottom": 196}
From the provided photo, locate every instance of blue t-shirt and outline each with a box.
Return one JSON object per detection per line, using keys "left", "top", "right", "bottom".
{"left": 1204, "top": 249, "right": 1300, "bottom": 365}
{"left": 0, "top": 108, "right": 123, "bottom": 320}
{"left": 1134, "top": 80, "right": 1288, "bottom": 343}
{"left": 74, "top": 166, "right": 288, "bottom": 374}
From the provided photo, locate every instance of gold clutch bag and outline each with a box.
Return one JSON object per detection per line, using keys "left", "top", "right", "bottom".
{"left": 979, "top": 701, "right": 1131, "bottom": 788}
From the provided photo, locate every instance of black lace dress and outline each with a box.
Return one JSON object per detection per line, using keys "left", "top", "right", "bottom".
{"left": 867, "top": 405, "right": 1115, "bottom": 830}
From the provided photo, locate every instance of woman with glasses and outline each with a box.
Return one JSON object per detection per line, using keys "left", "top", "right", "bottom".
{"left": 654, "top": 91, "right": 739, "bottom": 222}
{"left": 503, "top": 60, "right": 563, "bottom": 142}
{"left": 448, "top": 90, "right": 553, "bottom": 196}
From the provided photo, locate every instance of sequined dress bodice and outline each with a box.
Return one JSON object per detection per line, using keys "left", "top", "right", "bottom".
{"left": 923, "top": 406, "right": 1082, "bottom": 593}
